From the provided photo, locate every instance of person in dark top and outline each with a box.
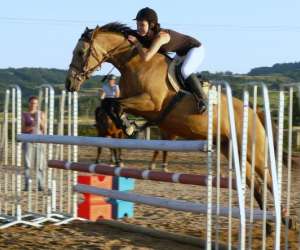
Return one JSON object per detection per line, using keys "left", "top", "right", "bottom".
{"left": 22, "top": 96, "right": 46, "bottom": 191}
{"left": 128, "top": 7, "right": 206, "bottom": 112}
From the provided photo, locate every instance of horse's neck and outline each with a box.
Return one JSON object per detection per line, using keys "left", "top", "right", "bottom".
{"left": 104, "top": 38, "right": 176, "bottom": 110}
{"left": 111, "top": 48, "right": 171, "bottom": 83}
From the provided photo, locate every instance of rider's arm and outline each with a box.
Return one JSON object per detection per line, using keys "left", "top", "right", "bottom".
{"left": 115, "top": 85, "right": 120, "bottom": 98}
{"left": 99, "top": 88, "right": 106, "bottom": 99}
{"left": 134, "top": 32, "right": 170, "bottom": 62}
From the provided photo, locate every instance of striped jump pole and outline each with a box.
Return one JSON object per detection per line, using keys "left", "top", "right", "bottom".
{"left": 48, "top": 160, "right": 237, "bottom": 189}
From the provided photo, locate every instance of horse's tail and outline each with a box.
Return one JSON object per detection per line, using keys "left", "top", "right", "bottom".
{"left": 256, "top": 107, "right": 300, "bottom": 167}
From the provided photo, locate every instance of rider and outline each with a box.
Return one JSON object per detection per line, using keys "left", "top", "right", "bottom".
{"left": 100, "top": 74, "right": 120, "bottom": 100}
{"left": 128, "top": 7, "right": 206, "bottom": 112}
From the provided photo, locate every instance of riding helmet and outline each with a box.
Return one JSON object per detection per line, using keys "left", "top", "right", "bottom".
{"left": 107, "top": 74, "right": 117, "bottom": 80}
{"left": 134, "top": 7, "right": 158, "bottom": 25}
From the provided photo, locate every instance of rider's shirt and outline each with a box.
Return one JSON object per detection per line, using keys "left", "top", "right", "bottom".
{"left": 22, "top": 111, "right": 44, "bottom": 134}
{"left": 102, "top": 83, "right": 120, "bottom": 98}
{"left": 136, "top": 29, "right": 201, "bottom": 57}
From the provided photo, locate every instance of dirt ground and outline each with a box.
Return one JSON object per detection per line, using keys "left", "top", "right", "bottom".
{"left": 0, "top": 147, "right": 299, "bottom": 249}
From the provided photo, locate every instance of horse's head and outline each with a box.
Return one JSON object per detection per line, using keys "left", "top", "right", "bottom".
{"left": 65, "top": 23, "right": 134, "bottom": 92}
{"left": 65, "top": 27, "right": 104, "bottom": 91}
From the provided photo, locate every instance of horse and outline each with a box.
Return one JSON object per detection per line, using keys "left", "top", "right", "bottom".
{"left": 95, "top": 105, "right": 174, "bottom": 170}
{"left": 95, "top": 105, "right": 123, "bottom": 166}
{"left": 65, "top": 22, "right": 290, "bottom": 227}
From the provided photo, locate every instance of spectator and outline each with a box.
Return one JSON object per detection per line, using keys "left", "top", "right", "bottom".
{"left": 22, "top": 96, "right": 46, "bottom": 191}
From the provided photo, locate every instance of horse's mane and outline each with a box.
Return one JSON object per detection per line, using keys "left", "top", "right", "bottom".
{"left": 80, "top": 22, "right": 135, "bottom": 42}
{"left": 100, "top": 22, "right": 173, "bottom": 60}
{"left": 100, "top": 22, "right": 134, "bottom": 37}
{"left": 80, "top": 22, "right": 172, "bottom": 62}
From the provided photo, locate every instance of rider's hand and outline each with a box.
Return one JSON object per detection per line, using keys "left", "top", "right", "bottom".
{"left": 128, "top": 35, "right": 138, "bottom": 45}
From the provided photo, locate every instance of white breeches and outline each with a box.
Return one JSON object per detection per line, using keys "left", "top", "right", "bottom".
{"left": 181, "top": 46, "right": 205, "bottom": 79}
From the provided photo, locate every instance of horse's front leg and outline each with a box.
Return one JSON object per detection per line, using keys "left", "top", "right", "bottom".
{"left": 95, "top": 147, "right": 102, "bottom": 163}
{"left": 160, "top": 133, "right": 176, "bottom": 172}
{"left": 110, "top": 148, "right": 116, "bottom": 164}
{"left": 149, "top": 151, "right": 160, "bottom": 170}
{"left": 102, "top": 93, "right": 159, "bottom": 136}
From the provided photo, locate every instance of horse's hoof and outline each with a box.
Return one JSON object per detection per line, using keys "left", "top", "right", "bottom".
{"left": 118, "top": 162, "right": 124, "bottom": 168}
{"left": 148, "top": 163, "right": 156, "bottom": 170}
{"left": 161, "top": 163, "right": 169, "bottom": 172}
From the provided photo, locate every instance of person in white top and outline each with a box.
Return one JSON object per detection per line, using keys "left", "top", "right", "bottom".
{"left": 100, "top": 74, "right": 120, "bottom": 99}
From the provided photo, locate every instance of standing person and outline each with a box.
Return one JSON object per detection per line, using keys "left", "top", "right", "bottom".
{"left": 128, "top": 7, "right": 206, "bottom": 112}
{"left": 22, "top": 96, "right": 46, "bottom": 191}
{"left": 100, "top": 74, "right": 120, "bottom": 100}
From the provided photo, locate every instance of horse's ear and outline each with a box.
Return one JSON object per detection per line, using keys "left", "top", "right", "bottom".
{"left": 92, "top": 25, "right": 100, "bottom": 39}
{"left": 80, "top": 27, "right": 90, "bottom": 40}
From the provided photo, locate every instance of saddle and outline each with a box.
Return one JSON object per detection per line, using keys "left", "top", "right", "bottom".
{"left": 167, "top": 56, "right": 218, "bottom": 104}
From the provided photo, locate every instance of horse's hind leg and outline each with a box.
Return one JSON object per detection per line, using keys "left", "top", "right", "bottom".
{"left": 245, "top": 161, "right": 274, "bottom": 235}
{"left": 115, "top": 148, "right": 124, "bottom": 167}
{"left": 159, "top": 132, "right": 176, "bottom": 172}
{"left": 245, "top": 162, "right": 264, "bottom": 209}
{"left": 161, "top": 151, "right": 168, "bottom": 171}
{"left": 221, "top": 144, "right": 263, "bottom": 218}
{"left": 111, "top": 149, "right": 117, "bottom": 165}
{"left": 149, "top": 151, "right": 159, "bottom": 170}
{"left": 96, "top": 147, "right": 102, "bottom": 163}
{"left": 259, "top": 161, "right": 294, "bottom": 229}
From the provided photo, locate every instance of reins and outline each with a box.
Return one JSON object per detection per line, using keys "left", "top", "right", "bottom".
{"left": 70, "top": 31, "right": 135, "bottom": 81}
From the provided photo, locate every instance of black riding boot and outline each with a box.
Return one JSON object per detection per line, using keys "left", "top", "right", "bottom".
{"left": 184, "top": 74, "right": 207, "bottom": 113}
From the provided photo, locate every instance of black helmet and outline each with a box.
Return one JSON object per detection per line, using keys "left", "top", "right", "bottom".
{"left": 134, "top": 7, "right": 158, "bottom": 24}
{"left": 107, "top": 74, "right": 117, "bottom": 80}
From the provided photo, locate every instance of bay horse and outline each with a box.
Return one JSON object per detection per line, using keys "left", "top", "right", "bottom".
{"left": 65, "top": 22, "right": 290, "bottom": 226}
{"left": 95, "top": 105, "right": 123, "bottom": 166}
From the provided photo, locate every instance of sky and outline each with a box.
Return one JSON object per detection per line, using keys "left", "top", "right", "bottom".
{"left": 1, "top": 0, "right": 299, "bottom": 74}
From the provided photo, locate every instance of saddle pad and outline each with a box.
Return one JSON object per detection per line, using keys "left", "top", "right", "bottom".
{"left": 168, "top": 57, "right": 218, "bottom": 104}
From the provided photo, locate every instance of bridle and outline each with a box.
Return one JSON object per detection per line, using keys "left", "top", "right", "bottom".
{"left": 70, "top": 31, "right": 133, "bottom": 82}
{"left": 69, "top": 38, "right": 107, "bottom": 81}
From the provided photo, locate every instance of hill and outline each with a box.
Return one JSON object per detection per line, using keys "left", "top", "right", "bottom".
{"left": 248, "top": 62, "right": 300, "bottom": 81}
{"left": 0, "top": 64, "right": 299, "bottom": 123}
{"left": 0, "top": 67, "right": 103, "bottom": 97}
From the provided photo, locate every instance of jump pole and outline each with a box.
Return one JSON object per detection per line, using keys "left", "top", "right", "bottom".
{"left": 48, "top": 160, "right": 237, "bottom": 190}
{"left": 74, "top": 184, "right": 275, "bottom": 222}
